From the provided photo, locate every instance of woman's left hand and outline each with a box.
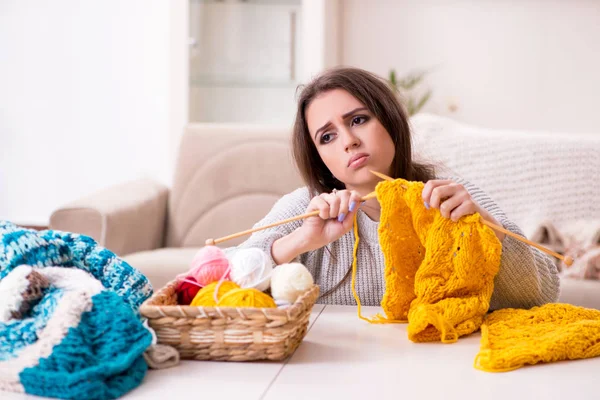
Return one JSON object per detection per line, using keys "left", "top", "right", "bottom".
{"left": 421, "top": 180, "right": 505, "bottom": 241}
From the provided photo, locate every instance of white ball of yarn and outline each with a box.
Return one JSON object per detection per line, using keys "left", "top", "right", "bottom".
{"left": 229, "top": 248, "right": 273, "bottom": 292}
{"left": 270, "top": 263, "right": 314, "bottom": 304}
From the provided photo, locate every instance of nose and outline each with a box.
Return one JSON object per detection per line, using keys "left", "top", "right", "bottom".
{"left": 341, "top": 127, "right": 361, "bottom": 152}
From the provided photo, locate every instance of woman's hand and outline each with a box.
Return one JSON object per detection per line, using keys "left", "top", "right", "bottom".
{"left": 297, "top": 189, "right": 363, "bottom": 251}
{"left": 271, "top": 189, "right": 362, "bottom": 264}
{"left": 421, "top": 180, "right": 505, "bottom": 241}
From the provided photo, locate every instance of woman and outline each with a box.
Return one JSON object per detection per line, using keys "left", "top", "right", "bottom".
{"left": 232, "top": 67, "right": 559, "bottom": 310}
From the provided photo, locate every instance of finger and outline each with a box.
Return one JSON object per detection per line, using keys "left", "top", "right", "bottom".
{"left": 341, "top": 211, "right": 356, "bottom": 230}
{"left": 320, "top": 193, "right": 341, "bottom": 219}
{"left": 348, "top": 190, "right": 363, "bottom": 214}
{"left": 311, "top": 196, "right": 332, "bottom": 220}
{"left": 336, "top": 191, "right": 351, "bottom": 222}
{"left": 429, "top": 183, "right": 461, "bottom": 210}
{"left": 306, "top": 196, "right": 323, "bottom": 212}
{"left": 422, "top": 180, "right": 453, "bottom": 208}
{"left": 450, "top": 200, "right": 477, "bottom": 222}
{"left": 438, "top": 193, "right": 463, "bottom": 219}
{"left": 340, "top": 191, "right": 364, "bottom": 229}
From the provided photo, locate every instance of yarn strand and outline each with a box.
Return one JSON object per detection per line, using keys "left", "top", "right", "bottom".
{"left": 213, "top": 265, "right": 232, "bottom": 304}
{"left": 350, "top": 215, "right": 404, "bottom": 324}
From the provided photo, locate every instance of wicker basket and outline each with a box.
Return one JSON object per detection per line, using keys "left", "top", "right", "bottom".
{"left": 140, "top": 281, "right": 320, "bottom": 361}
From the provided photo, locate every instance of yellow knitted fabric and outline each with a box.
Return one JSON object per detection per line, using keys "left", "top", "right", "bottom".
{"left": 475, "top": 303, "right": 600, "bottom": 372}
{"left": 352, "top": 178, "right": 502, "bottom": 343}
{"left": 348, "top": 178, "right": 600, "bottom": 369}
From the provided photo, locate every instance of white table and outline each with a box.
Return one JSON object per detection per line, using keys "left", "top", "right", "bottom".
{"left": 265, "top": 305, "right": 599, "bottom": 400}
{"left": 4, "top": 305, "right": 599, "bottom": 399}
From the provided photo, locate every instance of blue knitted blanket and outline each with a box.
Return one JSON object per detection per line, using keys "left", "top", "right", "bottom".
{"left": 0, "top": 221, "right": 154, "bottom": 399}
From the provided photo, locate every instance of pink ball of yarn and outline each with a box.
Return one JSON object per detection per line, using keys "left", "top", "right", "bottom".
{"left": 189, "top": 246, "right": 230, "bottom": 286}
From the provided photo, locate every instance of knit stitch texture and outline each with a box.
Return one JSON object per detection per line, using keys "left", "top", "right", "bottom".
{"left": 375, "top": 179, "right": 502, "bottom": 342}
{"left": 0, "top": 221, "right": 154, "bottom": 399}
{"left": 475, "top": 303, "right": 600, "bottom": 372}
{"left": 0, "top": 221, "right": 152, "bottom": 310}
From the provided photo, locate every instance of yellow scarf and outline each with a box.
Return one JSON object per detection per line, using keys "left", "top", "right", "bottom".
{"left": 351, "top": 178, "right": 600, "bottom": 371}
{"left": 351, "top": 178, "right": 502, "bottom": 342}
{"left": 476, "top": 303, "right": 600, "bottom": 372}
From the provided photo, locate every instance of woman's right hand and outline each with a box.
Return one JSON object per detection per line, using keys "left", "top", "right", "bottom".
{"left": 297, "top": 189, "right": 363, "bottom": 251}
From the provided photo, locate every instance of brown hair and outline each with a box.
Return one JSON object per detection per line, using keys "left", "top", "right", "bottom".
{"left": 292, "top": 66, "right": 435, "bottom": 195}
{"left": 292, "top": 67, "right": 436, "bottom": 300}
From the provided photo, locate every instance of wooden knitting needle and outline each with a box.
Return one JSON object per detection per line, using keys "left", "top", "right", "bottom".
{"left": 369, "top": 170, "right": 574, "bottom": 266}
{"left": 204, "top": 190, "right": 378, "bottom": 246}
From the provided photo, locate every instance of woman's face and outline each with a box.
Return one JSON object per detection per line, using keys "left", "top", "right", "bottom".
{"left": 306, "top": 89, "right": 395, "bottom": 194}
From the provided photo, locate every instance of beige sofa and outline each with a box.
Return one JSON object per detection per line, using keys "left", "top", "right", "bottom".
{"left": 49, "top": 115, "right": 600, "bottom": 308}
{"left": 50, "top": 124, "right": 303, "bottom": 290}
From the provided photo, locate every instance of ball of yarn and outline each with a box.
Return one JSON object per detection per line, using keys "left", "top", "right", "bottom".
{"left": 176, "top": 276, "right": 201, "bottom": 305}
{"left": 190, "top": 281, "right": 239, "bottom": 307}
{"left": 229, "top": 248, "right": 273, "bottom": 292}
{"left": 270, "top": 263, "right": 314, "bottom": 304}
{"left": 217, "top": 288, "right": 276, "bottom": 308}
{"left": 189, "top": 246, "right": 230, "bottom": 286}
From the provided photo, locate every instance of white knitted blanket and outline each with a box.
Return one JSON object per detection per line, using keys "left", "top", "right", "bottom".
{"left": 410, "top": 113, "right": 600, "bottom": 237}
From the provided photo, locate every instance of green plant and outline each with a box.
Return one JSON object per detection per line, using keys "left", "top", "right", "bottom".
{"left": 388, "top": 69, "right": 432, "bottom": 116}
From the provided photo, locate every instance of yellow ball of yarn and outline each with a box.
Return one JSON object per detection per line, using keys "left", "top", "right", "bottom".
{"left": 190, "top": 281, "right": 240, "bottom": 306}
{"left": 217, "top": 288, "right": 277, "bottom": 308}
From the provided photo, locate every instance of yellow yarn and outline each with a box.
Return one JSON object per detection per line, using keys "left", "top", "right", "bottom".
{"left": 190, "top": 281, "right": 240, "bottom": 306}
{"left": 350, "top": 178, "right": 502, "bottom": 343}
{"left": 350, "top": 215, "right": 372, "bottom": 323}
{"left": 351, "top": 215, "right": 405, "bottom": 324}
{"left": 475, "top": 303, "right": 600, "bottom": 372}
{"left": 217, "top": 288, "right": 277, "bottom": 308}
{"left": 350, "top": 177, "right": 600, "bottom": 369}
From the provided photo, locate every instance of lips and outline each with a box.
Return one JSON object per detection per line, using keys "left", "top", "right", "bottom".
{"left": 348, "top": 153, "right": 369, "bottom": 168}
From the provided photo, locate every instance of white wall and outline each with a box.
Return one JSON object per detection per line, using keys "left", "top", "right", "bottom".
{"left": 5, "top": 0, "right": 597, "bottom": 224}
{"left": 341, "top": 0, "right": 600, "bottom": 133}
{"left": 0, "top": 1, "right": 172, "bottom": 225}
{"left": 188, "top": 0, "right": 303, "bottom": 124}
{"left": 187, "top": 0, "right": 340, "bottom": 124}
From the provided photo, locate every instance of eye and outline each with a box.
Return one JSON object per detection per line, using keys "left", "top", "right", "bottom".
{"left": 320, "top": 132, "right": 334, "bottom": 144}
{"left": 351, "top": 115, "right": 368, "bottom": 126}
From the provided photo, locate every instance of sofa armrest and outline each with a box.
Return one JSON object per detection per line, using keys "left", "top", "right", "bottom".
{"left": 49, "top": 179, "right": 169, "bottom": 256}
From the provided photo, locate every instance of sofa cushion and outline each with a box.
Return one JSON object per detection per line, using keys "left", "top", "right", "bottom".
{"left": 124, "top": 248, "right": 200, "bottom": 291}
{"left": 166, "top": 125, "right": 303, "bottom": 248}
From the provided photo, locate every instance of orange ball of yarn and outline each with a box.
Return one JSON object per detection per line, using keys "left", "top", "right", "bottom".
{"left": 190, "top": 281, "right": 240, "bottom": 307}
{"left": 217, "top": 288, "right": 277, "bottom": 308}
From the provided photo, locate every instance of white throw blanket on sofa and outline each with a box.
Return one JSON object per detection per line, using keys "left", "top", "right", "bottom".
{"left": 410, "top": 113, "right": 600, "bottom": 238}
